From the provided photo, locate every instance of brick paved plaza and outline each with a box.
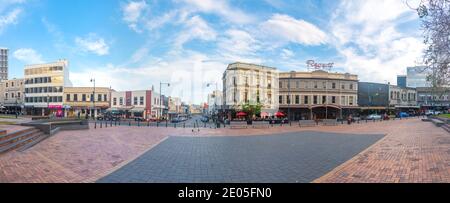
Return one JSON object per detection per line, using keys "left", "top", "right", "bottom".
{"left": 0, "top": 118, "right": 449, "bottom": 183}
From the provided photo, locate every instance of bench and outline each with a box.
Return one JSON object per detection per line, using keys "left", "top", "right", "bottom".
{"left": 229, "top": 121, "right": 248, "bottom": 129}
{"left": 430, "top": 118, "right": 445, "bottom": 127}
{"left": 252, "top": 121, "right": 269, "bottom": 129}
{"left": 299, "top": 120, "right": 317, "bottom": 127}
{"left": 321, "top": 119, "right": 339, "bottom": 126}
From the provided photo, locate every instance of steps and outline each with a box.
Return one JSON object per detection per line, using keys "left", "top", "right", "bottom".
{"left": 0, "top": 127, "right": 46, "bottom": 154}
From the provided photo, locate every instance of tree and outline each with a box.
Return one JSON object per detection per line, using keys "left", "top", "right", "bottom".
{"left": 241, "top": 102, "right": 262, "bottom": 119}
{"left": 409, "top": 0, "right": 450, "bottom": 87}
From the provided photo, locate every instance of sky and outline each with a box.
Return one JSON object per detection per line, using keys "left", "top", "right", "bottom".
{"left": 0, "top": 0, "right": 425, "bottom": 104}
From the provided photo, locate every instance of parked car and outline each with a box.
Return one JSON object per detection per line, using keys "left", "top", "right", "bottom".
{"left": 171, "top": 117, "right": 182, "bottom": 123}
{"left": 134, "top": 117, "right": 144, "bottom": 121}
{"left": 366, "top": 114, "right": 382, "bottom": 120}
{"left": 398, "top": 112, "right": 409, "bottom": 118}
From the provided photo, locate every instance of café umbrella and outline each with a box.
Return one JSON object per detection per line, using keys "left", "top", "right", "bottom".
{"left": 275, "top": 112, "right": 285, "bottom": 118}
{"left": 236, "top": 112, "right": 247, "bottom": 117}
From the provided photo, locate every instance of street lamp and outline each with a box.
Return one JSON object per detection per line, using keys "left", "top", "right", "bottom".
{"left": 207, "top": 82, "right": 218, "bottom": 116}
{"left": 160, "top": 82, "right": 170, "bottom": 120}
{"left": 90, "top": 78, "right": 96, "bottom": 119}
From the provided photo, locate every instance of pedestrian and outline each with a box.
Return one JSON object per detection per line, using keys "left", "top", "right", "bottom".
{"left": 78, "top": 111, "right": 81, "bottom": 119}
{"left": 347, "top": 114, "right": 353, "bottom": 125}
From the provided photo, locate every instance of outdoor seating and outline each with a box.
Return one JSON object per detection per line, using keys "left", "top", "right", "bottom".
{"left": 299, "top": 120, "right": 316, "bottom": 127}
{"left": 252, "top": 121, "right": 269, "bottom": 129}
{"left": 229, "top": 121, "right": 248, "bottom": 129}
{"left": 321, "top": 119, "right": 339, "bottom": 126}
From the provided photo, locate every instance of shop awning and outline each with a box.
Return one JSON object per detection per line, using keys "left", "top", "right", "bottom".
{"left": 130, "top": 108, "right": 145, "bottom": 112}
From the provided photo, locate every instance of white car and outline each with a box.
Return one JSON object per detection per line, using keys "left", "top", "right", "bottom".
{"left": 366, "top": 114, "right": 382, "bottom": 120}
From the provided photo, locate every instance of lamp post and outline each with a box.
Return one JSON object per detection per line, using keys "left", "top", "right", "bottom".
{"left": 160, "top": 82, "right": 170, "bottom": 120}
{"left": 207, "top": 82, "right": 218, "bottom": 116}
{"left": 90, "top": 78, "right": 96, "bottom": 119}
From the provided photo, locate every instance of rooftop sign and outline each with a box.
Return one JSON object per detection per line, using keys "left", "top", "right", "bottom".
{"left": 306, "top": 60, "right": 334, "bottom": 71}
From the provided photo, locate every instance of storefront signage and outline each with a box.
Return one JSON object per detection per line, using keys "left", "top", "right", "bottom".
{"left": 306, "top": 60, "right": 334, "bottom": 71}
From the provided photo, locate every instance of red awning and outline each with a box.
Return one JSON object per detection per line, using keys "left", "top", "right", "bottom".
{"left": 236, "top": 112, "right": 247, "bottom": 117}
{"left": 275, "top": 112, "right": 285, "bottom": 117}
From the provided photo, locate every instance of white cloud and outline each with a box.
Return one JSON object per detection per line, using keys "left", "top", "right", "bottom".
{"left": 218, "top": 29, "right": 260, "bottom": 56}
{"left": 0, "top": 8, "right": 22, "bottom": 33}
{"left": 179, "top": 0, "right": 255, "bottom": 24}
{"left": 174, "top": 15, "right": 217, "bottom": 48}
{"left": 122, "top": 0, "right": 148, "bottom": 32}
{"left": 13, "top": 48, "right": 44, "bottom": 64}
{"left": 70, "top": 52, "right": 226, "bottom": 104}
{"left": 260, "top": 14, "right": 328, "bottom": 46}
{"left": 75, "top": 33, "right": 110, "bottom": 56}
{"left": 330, "top": 0, "right": 425, "bottom": 84}
{"left": 281, "top": 49, "right": 294, "bottom": 59}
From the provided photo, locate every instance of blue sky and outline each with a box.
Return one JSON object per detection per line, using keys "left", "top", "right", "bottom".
{"left": 0, "top": 0, "right": 425, "bottom": 104}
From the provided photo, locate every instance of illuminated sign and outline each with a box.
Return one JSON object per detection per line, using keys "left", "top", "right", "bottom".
{"left": 306, "top": 60, "right": 334, "bottom": 71}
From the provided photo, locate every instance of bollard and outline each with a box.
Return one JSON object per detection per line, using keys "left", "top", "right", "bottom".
{"left": 174, "top": 123, "right": 176, "bottom": 128}
{"left": 147, "top": 121, "right": 150, "bottom": 127}
{"left": 183, "top": 123, "right": 185, "bottom": 128}
{"left": 204, "top": 122, "right": 206, "bottom": 128}
{"left": 129, "top": 121, "right": 131, "bottom": 126}
{"left": 115, "top": 120, "right": 117, "bottom": 126}
{"left": 105, "top": 121, "right": 107, "bottom": 128}
{"left": 110, "top": 121, "right": 112, "bottom": 127}
{"left": 138, "top": 121, "right": 140, "bottom": 127}
{"left": 100, "top": 122, "right": 102, "bottom": 128}
{"left": 94, "top": 122, "right": 97, "bottom": 129}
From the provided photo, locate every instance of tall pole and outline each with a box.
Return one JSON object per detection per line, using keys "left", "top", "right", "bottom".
{"left": 91, "top": 78, "right": 95, "bottom": 119}
{"left": 288, "top": 76, "right": 291, "bottom": 121}
{"left": 325, "top": 80, "right": 328, "bottom": 119}
{"left": 160, "top": 82, "right": 170, "bottom": 120}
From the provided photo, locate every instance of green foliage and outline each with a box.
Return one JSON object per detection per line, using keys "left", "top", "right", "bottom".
{"left": 241, "top": 102, "right": 263, "bottom": 118}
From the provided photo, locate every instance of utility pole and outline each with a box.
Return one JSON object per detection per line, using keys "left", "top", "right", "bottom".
{"left": 160, "top": 82, "right": 170, "bottom": 120}
{"left": 91, "top": 78, "right": 96, "bottom": 119}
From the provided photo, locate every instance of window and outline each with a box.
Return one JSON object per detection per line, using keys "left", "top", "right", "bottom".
{"left": 322, "top": 96, "right": 326, "bottom": 104}
{"left": 296, "top": 81, "right": 300, "bottom": 88}
{"left": 11, "top": 93, "right": 14, "bottom": 98}
{"left": 350, "top": 84, "right": 353, "bottom": 90}
{"left": 332, "top": 96, "right": 336, "bottom": 104}
{"left": 98, "top": 94, "right": 102, "bottom": 102}
{"left": 279, "top": 95, "right": 283, "bottom": 104}
{"left": 323, "top": 82, "right": 326, "bottom": 89}
{"left": 11, "top": 82, "right": 14, "bottom": 87}
{"left": 332, "top": 83, "right": 336, "bottom": 89}
{"left": 314, "top": 82, "right": 318, "bottom": 88}
{"left": 140, "top": 97, "right": 144, "bottom": 105}
{"left": 5, "top": 93, "right": 7, "bottom": 99}
{"left": 304, "top": 96, "right": 309, "bottom": 104}
{"left": 66, "top": 94, "right": 71, "bottom": 102}
{"left": 341, "top": 96, "right": 346, "bottom": 105}
{"left": 17, "top": 92, "right": 20, "bottom": 98}
{"left": 90, "top": 94, "right": 94, "bottom": 102}
{"left": 313, "top": 96, "right": 318, "bottom": 104}
{"left": 120, "top": 97, "right": 123, "bottom": 105}
{"left": 349, "top": 96, "right": 354, "bottom": 105}
{"left": 113, "top": 98, "right": 117, "bottom": 106}
{"left": 287, "top": 95, "right": 291, "bottom": 104}
{"left": 279, "top": 81, "right": 283, "bottom": 89}
{"left": 82, "top": 94, "right": 86, "bottom": 102}
{"left": 134, "top": 97, "right": 138, "bottom": 105}
{"left": 74, "top": 94, "right": 78, "bottom": 101}
{"left": 58, "top": 96, "right": 62, "bottom": 102}
{"left": 104, "top": 94, "right": 107, "bottom": 102}
{"left": 295, "top": 95, "right": 300, "bottom": 104}
{"left": 341, "top": 84, "right": 345, "bottom": 90}
{"left": 233, "top": 77, "right": 236, "bottom": 86}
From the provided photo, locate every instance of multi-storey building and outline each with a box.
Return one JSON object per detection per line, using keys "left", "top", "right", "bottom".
{"left": 389, "top": 85, "right": 418, "bottom": 110}
{"left": 207, "top": 90, "right": 223, "bottom": 115}
{"left": 279, "top": 70, "right": 359, "bottom": 120}
{"left": 63, "top": 87, "right": 111, "bottom": 118}
{"left": 110, "top": 90, "right": 158, "bottom": 119}
{"left": 416, "top": 87, "right": 450, "bottom": 112}
{"left": 0, "top": 48, "right": 8, "bottom": 80}
{"left": 222, "top": 62, "right": 279, "bottom": 117}
{"left": 358, "top": 82, "right": 419, "bottom": 114}
{"left": 406, "top": 66, "right": 431, "bottom": 88}
{"left": 24, "top": 59, "right": 72, "bottom": 116}
{"left": 0, "top": 78, "right": 24, "bottom": 113}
